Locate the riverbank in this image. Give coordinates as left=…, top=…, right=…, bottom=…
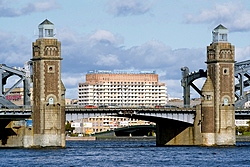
left=66, top=136, right=96, bottom=141
left=236, top=135, right=250, bottom=142
left=66, top=136, right=250, bottom=142
left=96, top=136, right=156, bottom=141
left=66, top=136, right=156, bottom=141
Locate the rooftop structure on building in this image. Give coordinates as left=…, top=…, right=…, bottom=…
left=78, top=70, right=167, bottom=107
left=38, top=19, right=55, bottom=38
left=87, top=70, right=156, bottom=74
left=212, top=24, right=228, bottom=43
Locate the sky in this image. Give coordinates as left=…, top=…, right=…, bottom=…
left=1, top=0, right=250, bottom=100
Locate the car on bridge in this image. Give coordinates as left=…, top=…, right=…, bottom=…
left=84, top=105, right=98, bottom=109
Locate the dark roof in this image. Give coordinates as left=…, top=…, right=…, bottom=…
left=214, top=24, right=227, bottom=30
left=39, top=19, right=54, bottom=25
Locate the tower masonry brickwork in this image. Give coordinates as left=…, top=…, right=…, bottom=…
left=201, top=24, right=235, bottom=146
left=31, top=19, right=65, bottom=147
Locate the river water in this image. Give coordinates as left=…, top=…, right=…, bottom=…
left=0, top=140, right=250, bottom=167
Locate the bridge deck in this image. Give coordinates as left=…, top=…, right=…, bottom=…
left=0, top=106, right=250, bottom=121
left=0, top=108, right=32, bottom=120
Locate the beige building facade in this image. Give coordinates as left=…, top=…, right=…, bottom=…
left=78, top=70, right=167, bottom=107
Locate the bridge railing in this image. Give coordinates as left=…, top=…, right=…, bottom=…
left=0, top=105, right=32, bottom=119
left=65, top=105, right=195, bottom=110
left=0, top=105, right=32, bottom=112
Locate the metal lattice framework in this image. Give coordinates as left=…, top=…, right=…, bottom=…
left=181, top=59, right=250, bottom=108
left=0, top=62, right=31, bottom=108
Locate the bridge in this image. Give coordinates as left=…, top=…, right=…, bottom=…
left=0, top=108, right=31, bottom=120
left=93, top=125, right=157, bottom=137
left=0, top=22, right=248, bottom=147
left=2, top=105, right=250, bottom=122
left=65, top=106, right=250, bottom=120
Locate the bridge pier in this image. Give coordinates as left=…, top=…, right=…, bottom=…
left=156, top=105, right=202, bottom=146
left=30, top=19, right=66, bottom=148
left=200, top=25, right=235, bottom=146
left=0, top=120, right=33, bottom=147
left=158, top=25, right=236, bottom=146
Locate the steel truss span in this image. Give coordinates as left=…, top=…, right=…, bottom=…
left=181, top=59, right=250, bottom=108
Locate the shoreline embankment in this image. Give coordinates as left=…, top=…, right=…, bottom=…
left=66, top=136, right=250, bottom=142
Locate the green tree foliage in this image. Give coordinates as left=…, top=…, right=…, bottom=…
left=65, top=121, right=75, bottom=132
left=236, top=126, right=246, bottom=134
left=247, top=121, right=250, bottom=132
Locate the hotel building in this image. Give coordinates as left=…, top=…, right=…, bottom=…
left=78, top=70, right=167, bottom=107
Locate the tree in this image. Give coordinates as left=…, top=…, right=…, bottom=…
left=65, top=121, right=75, bottom=132
left=236, top=126, right=246, bottom=135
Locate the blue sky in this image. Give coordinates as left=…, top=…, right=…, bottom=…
left=1, top=0, right=250, bottom=100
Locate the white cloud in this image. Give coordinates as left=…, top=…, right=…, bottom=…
left=184, top=2, right=250, bottom=32
left=0, top=0, right=60, bottom=17
left=0, top=31, right=30, bottom=65
left=57, top=32, right=207, bottom=99
left=107, top=0, right=155, bottom=16
left=163, top=79, right=183, bottom=99
left=94, top=54, right=120, bottom=66
left=88, top=29, right=124, bottom=46
left=62, top=73, right=86, bottom=88
left=128, top=40, right=175, bottom=69
left=64, top=87, right=78, bottom=100
left=235, top=46, right=250, bottom=62
left=128, top=40, right=206, bottom=75
left=25, top=0, right=59, bottom=12
left=57, top=28, right=81, bottom=46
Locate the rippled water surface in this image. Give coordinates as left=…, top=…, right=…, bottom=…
left=0, top=140, right=250, bottom=167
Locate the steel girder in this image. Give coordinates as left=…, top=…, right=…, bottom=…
left=234, top=60, right=250, bottom=106
left=181, top=67, right=207, bottom=108
left=0, top=63, right=31, bottom=108
left=181, top=59, right=250, bottom=108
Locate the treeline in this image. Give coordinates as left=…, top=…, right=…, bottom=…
left=236, top=121, right=250, bottom=135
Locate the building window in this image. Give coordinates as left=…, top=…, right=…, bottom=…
left=223, top=68, right=229, bottom=75
left=219, top=34, right=227, bottom=41
left=207, top=95, right=212, bottom=100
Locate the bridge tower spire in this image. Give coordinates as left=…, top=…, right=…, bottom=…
left=31, top=19, right=66, bottom=147
left=201, top=24, right=235, bottom=146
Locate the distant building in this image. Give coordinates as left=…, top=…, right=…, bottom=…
left=65, top=98, right=71, bottom=105
left=72, top=116, right=154, bottom=135
left=71, top=99, right=78, bottom=105
left=4, top=87, right=33, bottom=106
left=235, top=120, right=249, bottom=127
left=78, top=70, right=167, bottom=107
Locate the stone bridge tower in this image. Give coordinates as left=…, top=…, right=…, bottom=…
left=201, top=24, right=235, bottom=146
left=31, top=19, right=65, bottom=147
